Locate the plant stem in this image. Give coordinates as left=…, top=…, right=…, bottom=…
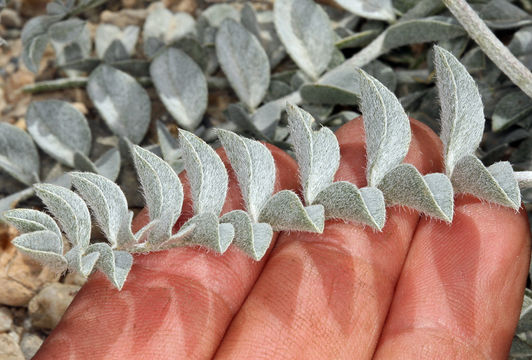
left=443, top=0, right=532, bottom=98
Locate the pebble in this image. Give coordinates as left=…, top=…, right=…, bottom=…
left=0, top=245, right=60, bottom=307
left=63, top=272, right=88, bottom=287
left=28, top=283, right=80, bottom=330
left=0, top=307, right=13, bottom=332
left=0, top=8, right=22, bottom=28
left=20, top=333, right=44, bottom=360
left=0, top=333, right=24, bottom=360
left=100, top=8, right=148, bottom=27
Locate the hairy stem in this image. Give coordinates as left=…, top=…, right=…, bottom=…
left=443, top=0, right=532, bottom=98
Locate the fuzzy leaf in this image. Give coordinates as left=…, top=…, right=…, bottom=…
left=0, top=123, right=40, bottom=186
left=156, top=122, right=184, bottom=173
left=274, top=0, right=334, bottom=79
left=492, top=90, right=532, bottom=132
left=34, top=183, right=91, bottom=249
left=433, top=45, right=485, bottom=175
left=95, top=24, right=139, bottom=59
left=217, top=129, right=275, bottom=221
left=86, top=243, right=133, bottom=290
left=220, top=210, right=273, bottom=260
left=259, top=190, right=324, bottom=232
left=179, top=130, right=228, bottom=215
left=359, top=70, right=411, bottom=187
left=150, top=48, right=207, bottom=130
left=181, top=213, right=234, bottom=253
left=378, top=164, right=454, bottom=222
left=286, top=104, right=340, bottom=204
left=87, top=65, right=151, bottom=144
left=26, top=100, right=92, bottom=167
left=12, top=230, right=68, bottom=272
left=65, top=246, right=99, bottom=277
left=0, top=189, right=36, bottom=219
left=3, top=209, right=62, bottom=239
left=132, top=146, right=183, bottom=245
left=215, top=19, right=270, bottom=109
left=94, top=148, right=121, bottom=181
left=21, top=15, right=61, bottom=72
left=451, top=155, right=521, bottom=209
left=313, top=182, right=386, bottom=230
left=71, top=172, right=134, bottom=249
left=334, top=0, right=395, bottom=22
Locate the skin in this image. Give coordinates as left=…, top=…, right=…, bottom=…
left=34, top=118, right=530, bottom=360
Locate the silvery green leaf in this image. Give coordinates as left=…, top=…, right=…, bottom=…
left=65, top=246, right=99, bottom=277
left=132, top=145, right=183, bottom=245
left=87, top=65, right=151, bottom=144
left=179, top=130, right=228, bottom=215
left=433, top=45, right=485, bottom=176
left=21, top=15, right=62, bottom=72
left=510, top=336, right=532, bottom=358
left=217, top=130, right=275, bottom=221
left=451, top=155, right=521, bottom=210
left=480, top=0, right=532, bottom=30
left=3, top=209, right=62, bottom=239
left=12, top=230, right=68, bottom=273
left=26, top=100, right=91, bottom=167
left=0, top=123, right=40, bottom=186
left=224, top=104, right=270, bottom=141
left=181, top=213, right=234, bottom=253
left=258, top=190, right=324, bottom=233
left=49, top=18, right=90, bottom=65
left=171, top=37, right=209, bottom=71
left=143, top=5, right=196, bottom=58
left=220, top=210, right=273, bottom=260
left=150, top=48, right=207, bottom=130
left=200, top=3, right=240, bottom=28
left=94, top=148, right=121, bottom=181
left=216, top=19, right=270, bottom=110
left=153, top=223, right=195, bottom=251
left=378, top=164, right=454, bottom=222
left=274, top=0, right=334, bottom=79
left=509, top=26, right=532, bottom=57
left=0, top=189, right=35, bottom=221
left=48, top=18, right=86, bottom=44
left=85, top=243, right=133, bottom=290
left=335, top=29, right=380, bottom=49
left=334, top=0, right=394, bottom=22
left=95, top=24, right=139, bottom=59
left=102, top=40, right=129, bottom=63
left=71, top=172, right=134, bottom=249
left=314, top=182, right=386, bottom=230
left=492, top=91, right=532, bottom=132
left=34, top=183, right=91, bottom=249
left=156, top=122, right=184, bottom=173
left=358, top=70, right=411, bottom=187
left=286, top=104, right=339, bottom=205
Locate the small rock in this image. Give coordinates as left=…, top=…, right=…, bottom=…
left=5, top=69, right=34, bottom=103
left=63, top=272, right=87, bottom=287
left=0, top=333, right=24, bottom=360
left=20, top=333, right=43, bottom=360
left=28, top=283, right=80, bottom=330
left=100, top=8, right=148, bottom=27
left=0, top=246, right=60, bottom=307
left=0, top=8, right=22, bottom=28
left=71, top=102, right=88, bottom=115
left=0, top=307, right=12, bottom=332
left=121, top=0, right=139, bottom=8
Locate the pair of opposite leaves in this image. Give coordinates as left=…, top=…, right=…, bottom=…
left=4, top=46, right=522, bottom=290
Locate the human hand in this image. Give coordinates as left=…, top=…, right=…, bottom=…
left=33, top=118, right=530, bottom=359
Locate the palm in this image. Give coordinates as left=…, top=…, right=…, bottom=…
left=34, top=119, right=530, bottom=360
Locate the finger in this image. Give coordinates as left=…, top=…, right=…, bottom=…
left=373, top=196, right=530, bottom=359
left=214, top=118, right=444, bottom=359
left=34, top=144, right=299, bottom=360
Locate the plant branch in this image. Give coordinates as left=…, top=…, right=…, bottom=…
left=443, top=0, right=532, bottom=98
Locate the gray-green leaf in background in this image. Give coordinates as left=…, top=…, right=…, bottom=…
left=3, top=208, right=62, bottom=239
left=21, top=14, right=62, bottom=73
left=0, top=123, right=40, bottom=186
left=334, top=0, right=395, bottom=22
left=48, top=18, right=91, bottom=65
left=34, top=183, right=91, bottom=249
left=358, top=70, right=411, bottom=187
left=26, top=100, right=92, bottom=167
left=87, top=65, right=151, bottom=144
left=95, top=24, right=139, bottom=59
left=94, top=148, right=121, bottom=181
left=215, top=19, right=270, bottom=110
left=217, top=129, right=275, bottom=221
left=179, top=130, right=228, bottom=215
left=150, top=48, right=207, bottom=130
left=11, top=230, right=68, bottom=272
left=492, top=90, right=532, bottom=132
left=71, top=172, right=134, bottom=249
left=156, top=122, right=184, bottom=173
left=274, top=0, right=334, bottom=79
left=286, top=104, right=339, bottom=204
left=433, top=45, right=485, bottom=176
left=479, top=0, right=532, bottom=30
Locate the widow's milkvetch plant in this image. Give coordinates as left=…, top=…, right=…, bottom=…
left=3, top=47, right=532, bottom=291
